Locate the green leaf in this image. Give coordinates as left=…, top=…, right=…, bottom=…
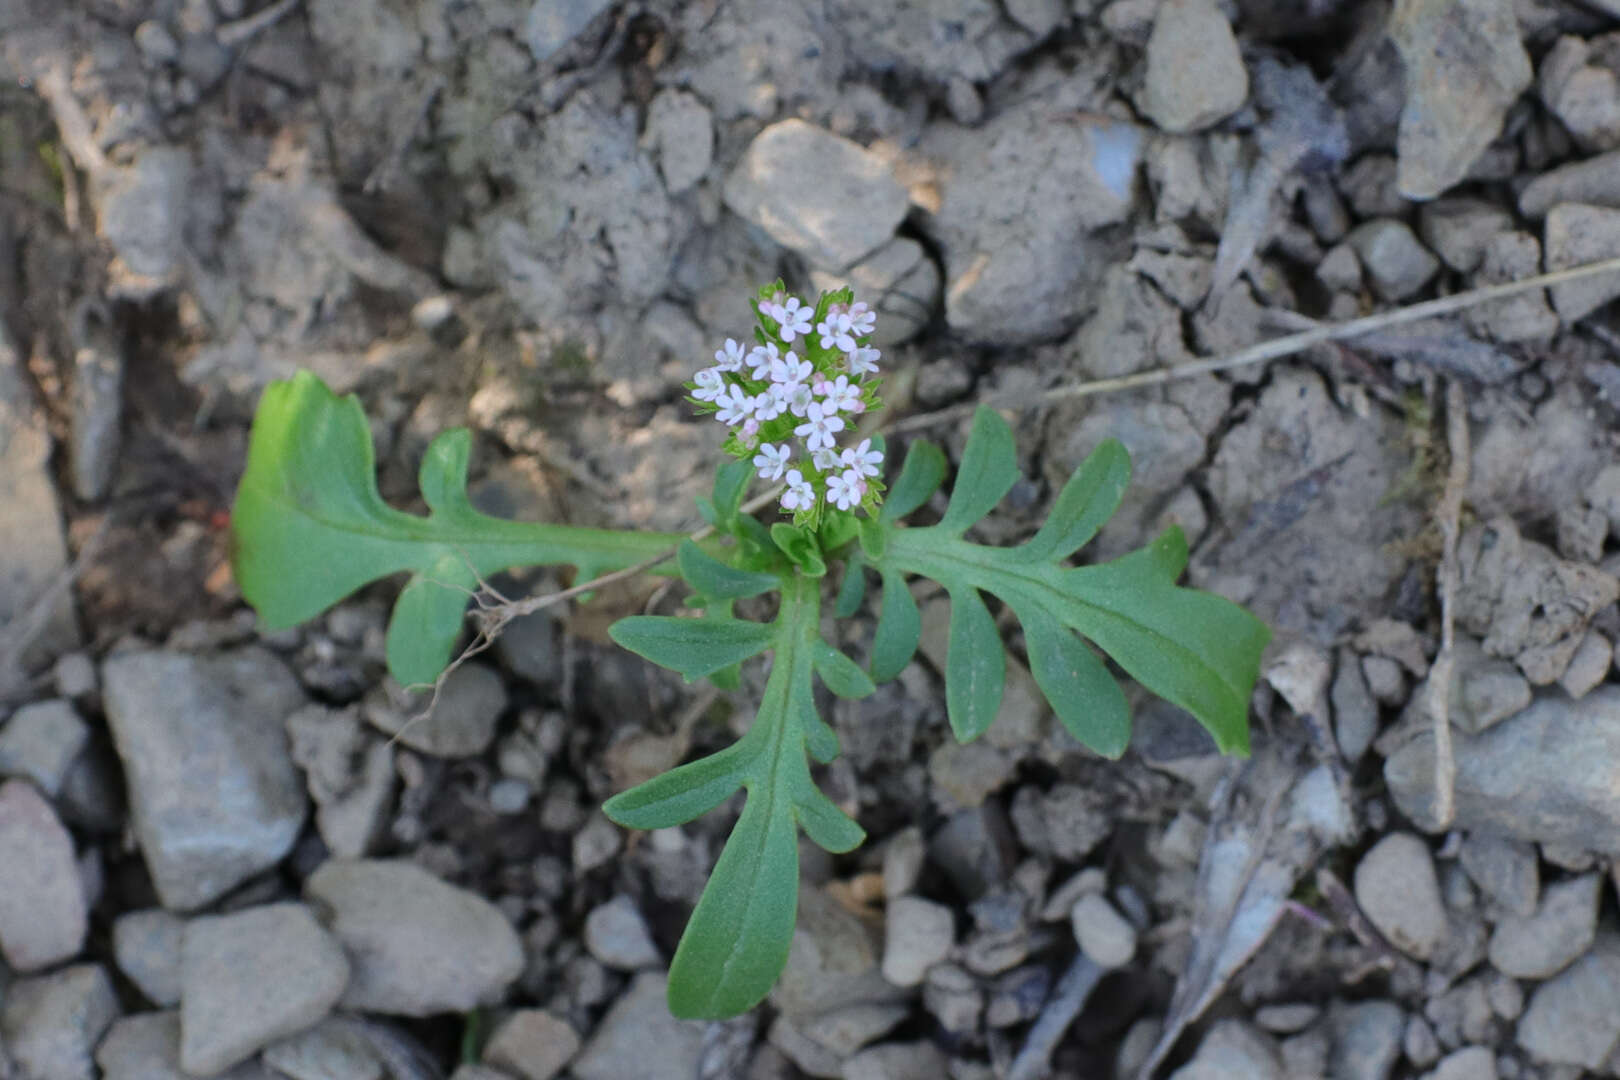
left=771, top=523, right=826, bottom=577
left=387, top=556, right=477, bottom=687
left=834, top=552, right=867, bottom=618
left=813, top=641, right=876, bottom=699
left=667, top=784, right=800, bottom=1019
left=677, top=540, right=781, bottom=600
left=603, top=742, right=753, bottom=830
left=608, top=615, right=776, bottom=681
left=1014, top=602, right=1130, bottom=758
left=857, top=516, right=888, bottom=560
left=793, top=785, right=865, bottom=853
left=1015, top=438, right=1131, bottom=564
left=939, top=407, right=1019, bottom=535
left=881, top=440, right=947, bottom=523
left=870, top=569, right=920, bottom=682
left=712, top=460, right=753, bottom=527
left=945, top=586, right=1005, bottom=742
left=231, top=372, right=683, bottom=684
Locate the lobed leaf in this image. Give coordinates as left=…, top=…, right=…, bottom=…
left=1014, top=437, right=1131, bottom=564
left=812, top=641, right=876, bottom=699
left=1013, top=602, right=1130, bottom=758
left=869, top=569, right=920, bottom=682
left=939, top=407, right=1020, bottom=535
left=608, top=615, right=776, bottom=681
left=881, top=441, right=948, bottom=523
left=603, top=742, right=753, bottom=830
left=230, top=372, right=683, bottom=686
left=677, top=540, right=781, bottom=601
left=945, top=586, right=1005, bottom=742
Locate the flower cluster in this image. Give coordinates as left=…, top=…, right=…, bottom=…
left=687, top=286, right=885, bottom=520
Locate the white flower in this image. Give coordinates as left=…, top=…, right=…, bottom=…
left=816, top=312, right=857, bottom=354
left=747, top=343, right=780, bottom=380
left=821, top=375, right=862, bottom=414
left=840, top=438, right=883, bottom=478
left=753, top=391, right=785, bottom=421
left=714, top=338, right=747, bottom=372
left=777, top=380, right=815, bottom=417
left=714, top=384, right=756, bottom=425
left=781, top=469, right=816, bottom=512
left=778, top=298, right=813, bottom=343
left=795, top=401, right=845, bottom=452
left=847, top=302, right=876, bottom=338
left=811, top=447, right=841, bottom=473
left=848, top=346, right=881, bottom=377
left=753, top=443, right=792, bottom=482
left=770, top=354, right=812, bottom=385
left=691, top=367, right=726, bottom=402
left=826, top=469, right=863, bottom=511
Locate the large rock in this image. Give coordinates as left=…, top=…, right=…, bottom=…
left=1389, top=0, right=1531, bottom=198
left=1516, top=934, right=1620, bottom=1068
left=0, top=327, right=79, bottom=672
left=723, top=120, right=908, bottom=271
left=305, top=859, right=524, bottom=1016
left=0, top=965, right=121, bottom=1080
left=1138, top=0, right=1248, bottom=133
left=0, top=779, right=87, bottom=970
left=101, top=647, right=309, bottom=910
left=923, top=110, right=1142, bottom=345
left=1487, top=872, right=1601, bottom=979
left=180, top=903, right=350, bottom=1074
left=571, top=973, right=706, bottom=1080
left=1386, top=687, right=1620, bottom=850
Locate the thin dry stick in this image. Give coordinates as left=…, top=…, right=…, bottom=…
left=1425, top=378, right=1471, bottom=829
left=887, top=254, right=1620, bottom=433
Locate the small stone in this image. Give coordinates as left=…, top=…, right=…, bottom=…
left=723, top=120, right=907, bottom=270
left=114, top=909, right=186, bottom=1008
left=1333, top=647, right=1380, bottom=763
left=179, top=903, right=350, bottom=1075
left=285, top=704, right=396, bottom=859
left=1009, top=784, right=1111, bottom=863
left=1316, top=244, right=1362, bottom=292
left=929, top=741, right=1016, bottom=809
left=571, top=973, right=706, bottom=1080
left=366, top=663, right=506, bottom=758
left=95, top=1012, right=190, bottom=1080
left=572, top=811, right=622, bottom=873
left=583, top=895, right=661, bottom=971
left=1405, top=1014, right=1441, bottom=1068
left=986, top=966, right=1048, bottom=1028
left=488, top=778, right=531, bottom=815
left=842, top=1042, right=949, bottom=1080
left=482, top=1010, right=580, bottom=1080
left=1429, top=1046, right=1497, bottom=1080
left=1465, top=232, right=1560, bottom=344
left=1138, top=0, right=1249, bottom=133
left=1520, top=150, right=1620, bottom=218
left=922, top=964, right=983, bottom=1036
left=1255, top=1003, right=1321, bottom=1035
left=1363, top=655, right=1407, bottom=705
left=1331, top=1000, right=1405, bottom=1080
left=524, top=0, right=613, bottom=62
left=882, top=826, right=925, bottom=900
left=1558, top=633, right=1612, bottom=700
left=929, top=806, right=1017, bottom=901
left=1539, top=35, right=1620, bottom=152
left=134, top=20, right=180, bottom=63
left=1544, top=203, right=1620, bottom=324
left=1486, top=972, right=1524, bottom=1021
left=1354, top=832, right=1448, bottom=960
left=1389, top=0, right=1532, bottom=199
left=305, top=859, right=524, bottom=1016
left=410, top=295, right=456, bottom=332
left=1488, top=873, right=1601, bottom=979
left=102, top=648, right=309, bottom=910
left=1516, top=934, right=1620, bottom=1068
left=53, top=653, right=97, bottom=699
left=882, top=896, right=955, bottom=987
left=1070, top=893, right=1137, bottom=968
left=1170, top=1020, right=1285, bottom=1080
left=1458, top=833, right=1538, bottom=917
left=802, top=1002, right=909, bottom=1057
left=1, top=964, right=121, bottom=1080
left=0, top=700, right=89, bottom=796
left=0, top=779, right=88, bottom=971
left=1419, top=198, right=1515, bottom=273
left=1348, top=219, right=1440, bottom=301
left=262, top=1019, right=384, bottom=1080
left=1557, top=505, right=1609, bottom=563
left=645, top=89, right=714, bottom=196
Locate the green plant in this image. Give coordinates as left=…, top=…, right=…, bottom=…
left=231, top=283, right=1270, bottom=1019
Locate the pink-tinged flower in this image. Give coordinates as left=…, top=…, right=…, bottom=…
left=777, top=298, right=813, bottom=343
left=753, top=443, right=792, bottom=481
left=826, top=469, right=863, bottom=511
left=795, top=402, right=845, bottom=452
left=753, top=391, right=785, bottom=421
left=840, top=438, right=883, bottom=478
left=714, top=384, right=757, bottom=425
left=741, top=418, right=761, bottom=440
left=821, top=375, right=862, bottom=414
left=781, top=469, right=816, bottom=512
left=714, top=338, right=747, bottom=372
left=691, top=367, right=726, bottom=402
left=747, top=343, right=780, bottom=380
left=846, top=302, right=876, bottom=338
left=848, top=346, right=881, bottom=376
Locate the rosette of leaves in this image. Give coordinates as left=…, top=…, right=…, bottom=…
left=230, top=374, right=1269, bottom=1021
